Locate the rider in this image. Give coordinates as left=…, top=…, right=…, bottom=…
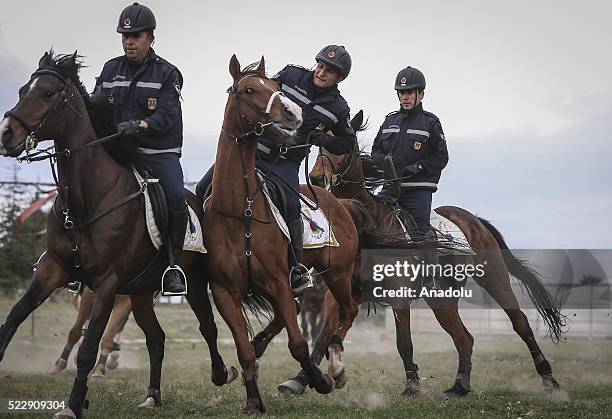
left=93, top=2, right=187, bottom=295
left=196, top=45, right=357, bottom=295
left=371, top=66, right=449, bottom=238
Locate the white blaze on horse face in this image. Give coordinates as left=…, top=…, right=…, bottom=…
left=279, top=95, right=302, bottom=128
left=28, top=77, right=40, bottom=93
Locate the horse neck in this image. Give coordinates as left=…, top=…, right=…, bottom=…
left=211, top=104, right=259, bottom=213
left=54, top=98, right=127, bottom=217
left=331, top=154, right=366, bottom=199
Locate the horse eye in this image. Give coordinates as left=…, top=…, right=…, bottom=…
left=246, top=88, right=253, bottom=94
left=44, top=90, right=55, bottom=98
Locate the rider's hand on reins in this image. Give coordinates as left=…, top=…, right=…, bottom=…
left=117, top=120, right=146, bottom=136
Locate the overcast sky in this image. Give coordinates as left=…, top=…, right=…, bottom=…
left=1, top=0, right=611, bottom=248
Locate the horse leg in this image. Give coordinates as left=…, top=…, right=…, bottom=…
left=270, top=281, right=335, bottom=395
left=475, top=272, right=560, bottom=391
left=184, top=275, right=237, bottom=387
left=277, top=290, right=337, bottom=395
left=92, top=295, right=131, bottom=378
left=0, top=253, right=69, bottom=363
left=394, top=308, right=421, bottom=396
left=307, top=311, right=318, bottom=342
left=426, top=297, right=474, bottom=397
left=52, top=288, right=94, bottom=374
left=58, top=282, right=116, bottom=419
left=250, top=299, right=299, bottom=359
left=320, top=267, right=358, bottom=388
left=106, top=332, right=121, bottom=370
left=128, top=293, right=166, bottom=409
left=210, top=284, right=266, bottom=414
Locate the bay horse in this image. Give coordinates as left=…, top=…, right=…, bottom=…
left=202, top=55, right=365, bottom=413
left=0, top=51, right=236, bottom=418
left=279, top=110, right=566, bottom=397
left=51, top=288, right=131, bottom=378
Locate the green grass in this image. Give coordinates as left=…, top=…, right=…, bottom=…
left=1, top=296, right=611, bottom=418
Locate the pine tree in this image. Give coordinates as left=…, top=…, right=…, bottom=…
left=0, top=164, right=48, bottom=294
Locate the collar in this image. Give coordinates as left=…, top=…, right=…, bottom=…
left=399, top=102, right=423, bottom=117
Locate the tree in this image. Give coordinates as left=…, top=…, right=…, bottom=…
left=0, top=164, right=48, bottom=294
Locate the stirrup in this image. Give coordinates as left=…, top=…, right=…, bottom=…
left=289, top=265, right=314, bottom=295
left=161, top=265, right=188, bottom=296
left=66, top=281, right=82, bottom=294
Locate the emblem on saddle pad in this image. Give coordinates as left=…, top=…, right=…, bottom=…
left=414, top=141, right=422, bottom=150
left=123, top=18, right=131, bottom=28
left=147, top=97, right=157, bottom=110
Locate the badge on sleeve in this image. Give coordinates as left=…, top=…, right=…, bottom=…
left=414, top=141, right=422, bottom=150
left=147, top=97, right=157, bottom=110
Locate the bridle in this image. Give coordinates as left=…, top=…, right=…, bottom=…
left=221, top=72, right=285, bottom=142
left=4, top=69, right=85, bottom=154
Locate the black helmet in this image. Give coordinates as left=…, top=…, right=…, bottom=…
left=315, top=45, right=352, bottom=78
left=395, top=67, right=426, bottom=91
left=117, top=2, right=156, bottom=34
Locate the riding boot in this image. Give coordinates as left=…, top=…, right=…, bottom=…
left=288, top=218, right=312, bottom=296
left=161, top=208, right=188, bottom=296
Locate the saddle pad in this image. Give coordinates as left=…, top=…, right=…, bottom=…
left=396, top=209, right=473, bottom=255
left=263, top=191, right=340, bottom=249
left=133, top=170, right=207, bottom=253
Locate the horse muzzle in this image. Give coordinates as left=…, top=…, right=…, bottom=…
left=0, top=117, right=26, bottom=157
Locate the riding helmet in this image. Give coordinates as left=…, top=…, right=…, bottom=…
left=315, top=45, right=352, bottom=79
left=395, top=66, right=426, bottom=91
left=117, top=2, right=156, bottom=33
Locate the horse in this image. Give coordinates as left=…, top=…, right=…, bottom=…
left=202, top=55, right=369, bottom=413
left=51, top=287, right=131, bottom=378
left=0, top=51, right=236, bottom=418
left=279, top=110, right=566, bottom=397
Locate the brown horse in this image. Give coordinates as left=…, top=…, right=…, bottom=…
left=278, top=110, right=565, bottom=397
left=202, top=55, right=365, bottom=413
left=51, top=287, right=131, bottom=378
left=0, top=51, right=235, bottom=418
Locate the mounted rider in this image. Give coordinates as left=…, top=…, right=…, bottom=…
left=371, top=66, right=448, bottom=238
left=93, top=2, right=187, bottom=295
left=196, top=45, right=357, bottom=295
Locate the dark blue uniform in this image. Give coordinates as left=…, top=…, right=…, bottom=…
left=94, top=48, right=186, bottom=213
left=197, top=65, right=356, bottom=222
left=372, top=103, right=448, bottom=232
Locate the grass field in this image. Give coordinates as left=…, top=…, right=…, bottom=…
left=0, top=296, right=611, bottom=418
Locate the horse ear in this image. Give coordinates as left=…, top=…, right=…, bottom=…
left=38, top=51, right=50, bottom=68
left=70, top=51, right=78, bottom=65
left=229, top=54, right=241, bottom=81
left=255, top=56, right=265, bottom=77
left=351, top=110, right=364, bottom=131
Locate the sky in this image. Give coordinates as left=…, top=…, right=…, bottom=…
left=0, top=0, right=611, bottom=248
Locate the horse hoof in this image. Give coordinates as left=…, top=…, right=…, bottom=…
left=227, top=366, right=239, bottom=384
left=443, top=381, right=470, bottom=398
left=137, top=396, right=157, bottom=409
left=543, top=375, right=561, bottom=391
left=277, top=379, right=305, bottom=396
left=54, top=407, right=76, bottom=418
left=240, top=398, right=264, bottom=414
left=91, top=367, right=106, bottom=378
left=334, top=368, right=348, bottom=389
left=106, top=355, right=120, bottom=370
left=50, top=359, right=67, bottom=374
left=313, top=373, right=335, bottom=395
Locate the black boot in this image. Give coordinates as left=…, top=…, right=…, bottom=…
left=288, top=218, right=312, bottom=296
left=162, top=208, right=188, bottom=296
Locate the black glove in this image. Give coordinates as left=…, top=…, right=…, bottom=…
left=117, top=120, right=143, bottom=136
left=308, top=131, right=332, bottom=147
left=401, top=163, right=424, bottom=178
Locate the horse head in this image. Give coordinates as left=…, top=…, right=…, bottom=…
left=0, top=51, right=83, bottom=157
left=225, top=54, right=302, bottom=141
left=309, top=110, right=365, bottom=190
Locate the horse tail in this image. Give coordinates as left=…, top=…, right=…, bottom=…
left=478, top=217, right=566, bottom=342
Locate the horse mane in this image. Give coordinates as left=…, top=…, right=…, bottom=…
left=37, top=49, right=139, bottom=167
